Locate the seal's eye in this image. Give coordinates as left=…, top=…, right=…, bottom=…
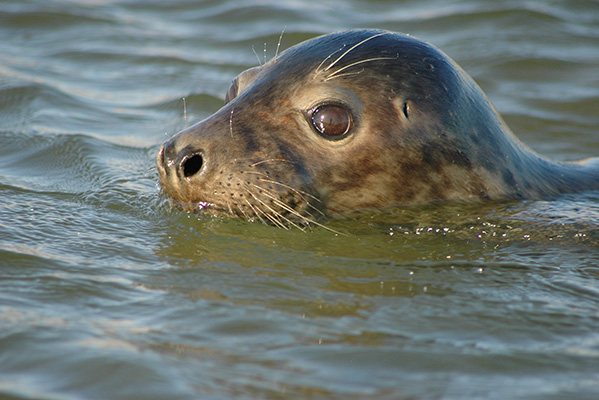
left=225, top=78, right=238, bottom=104
left=311, top=105, right=352, bottom=139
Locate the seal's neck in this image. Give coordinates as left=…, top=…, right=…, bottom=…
left=505, top=141, right=599, bottom=199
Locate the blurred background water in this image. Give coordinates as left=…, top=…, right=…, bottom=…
left=1, top=0, right=599, bottom=399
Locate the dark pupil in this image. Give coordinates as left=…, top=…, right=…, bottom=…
left=312, top=105, right=351, bottom=137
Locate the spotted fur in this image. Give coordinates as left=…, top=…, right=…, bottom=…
left=156, top=29, right=599, bottom=227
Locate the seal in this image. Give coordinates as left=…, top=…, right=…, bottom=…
left=156, top=29, right=599, bottom=228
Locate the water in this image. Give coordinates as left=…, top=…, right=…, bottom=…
left=1, top=0, right=599, bottom=399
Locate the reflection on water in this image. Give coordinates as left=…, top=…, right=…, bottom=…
left=1, top=0, right=599, bottom=399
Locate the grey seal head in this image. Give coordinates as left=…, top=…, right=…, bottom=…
left=156, top=29, right=599, bottom=228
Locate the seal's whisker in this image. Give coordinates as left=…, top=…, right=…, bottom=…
left=275, top=27, right=286, bottom=60
left=229, top=108, right=234, bottom=138
left=182, top=97, right=188, bottom=127
left=263, top=42, right=267, bottom=65
left=243, top=187, right=281, bottom=227
left=258, top=208, right=285, bottom=228
left=256, top=177, right=323, bottom=205
left=249, top=159, right=296, bottom=167
left=252, top=45, right=262, bottom=66
left=323, top=69, right=365, bottom=81
left=323, top=32, right=389, bottom=73
left=247, top=185, right=307, bottom=231
left=325, top=56, right=398, bottom=80
left=259, top=199, right=304, bottom=230
left=259, top=202, right=295, bottom=230
left=314, top=47, right=344, bottom=78
left=252, top=184, right=306, bottom=219
left=245, top=170, right=326, bottom=216
left=249, top=171, right=317, bottom=197
left=270, top=198, right=319, bottom=229
left=252, top=183, right=341, bottom=233
left=234, top=201, right=251, bottom=220
left=251, top=200, right=286, bottom=228
left=242, top=185, right=295, bottom=230
left=299, top=200, right=327, bottom=218
left=242, top=197, right=268, bottom=225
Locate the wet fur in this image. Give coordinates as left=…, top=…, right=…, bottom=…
left=156, top=29, right=599, bottom=227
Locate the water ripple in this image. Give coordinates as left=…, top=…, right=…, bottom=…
left=1, top=1, right=599, bottom=399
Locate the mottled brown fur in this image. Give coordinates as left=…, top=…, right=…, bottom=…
left=156, top=29, right=599, bottom=227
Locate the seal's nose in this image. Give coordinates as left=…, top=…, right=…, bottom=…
left=158, top=140, right=205, bottom=180
left=161, top=141, right=176, bottom=168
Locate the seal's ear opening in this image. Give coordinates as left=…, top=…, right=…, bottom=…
left=394, top=98, right=413, bottom=122
left=403, top=101, right=410, bottom=119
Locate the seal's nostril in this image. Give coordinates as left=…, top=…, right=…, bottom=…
left=182, top=154, right=204, bottom=178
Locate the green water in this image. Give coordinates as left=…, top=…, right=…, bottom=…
left=1, top=0, right=599, bottom=399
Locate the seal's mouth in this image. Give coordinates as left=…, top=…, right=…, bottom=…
left=165, top=199, right=220, bottom=214
left=155, top=139, right=331, bottom=230
left=156, top=145, right=254, bottom=218
left=197, top=201, right=213, bottom=210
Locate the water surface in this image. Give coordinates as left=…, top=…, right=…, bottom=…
left=1, top=0, right=599, bottom=399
